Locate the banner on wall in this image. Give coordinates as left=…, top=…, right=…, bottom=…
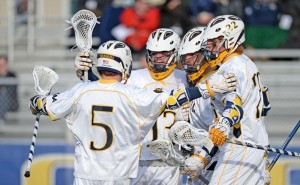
left=0, top=141, right=300, bottom=185
left=0, top=141, right=74, bottom=185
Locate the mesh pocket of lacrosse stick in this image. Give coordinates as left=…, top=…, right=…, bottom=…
left=66, top=9, right=99, bottom=52
left=33, top=66, right=59, bottom=96
left=148, top=139, right=185, bottom=166
left=169, top=121, right=209, bottom=147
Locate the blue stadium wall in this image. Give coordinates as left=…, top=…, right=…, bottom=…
left=1, top=140, right=300, bottom=185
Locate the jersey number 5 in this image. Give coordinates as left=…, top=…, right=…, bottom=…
left=90, top=105, right=114, bottom=151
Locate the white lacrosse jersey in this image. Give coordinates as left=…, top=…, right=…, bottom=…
left=212, top=54, right=269, bottom=146
left=189, top=72, right=216, bottom=131
left=45, top=79, right=169, bottom=181
left=127, top=68, right=188, bottom=160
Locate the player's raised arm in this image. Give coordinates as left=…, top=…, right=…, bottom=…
left=29, top=83, right=85, bottom=121
left=166, top=72, right=237, bottom=110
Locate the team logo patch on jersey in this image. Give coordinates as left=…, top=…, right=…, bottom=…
left=154, top=88, right=163, bottom=93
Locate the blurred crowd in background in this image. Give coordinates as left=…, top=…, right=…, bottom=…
left=0, top=55, right=18, bottom=125
left=1, top=0, right=299, bottom=125
left=70, top=0, right=299, bottom=54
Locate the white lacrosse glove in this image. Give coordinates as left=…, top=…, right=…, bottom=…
left=176, top=103, right=190, bottom=122
left=29, top=95, right=48, bottom=115
left=74, top=51, right=94, bottom=79
left=181, top=149, right=209, bottom=179
left=198, top=72, right=237, bottom=99
left=209, top=117, right=231, bottom=146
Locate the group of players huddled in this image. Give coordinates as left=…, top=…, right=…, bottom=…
left=30, top=15, right=271, bottom=185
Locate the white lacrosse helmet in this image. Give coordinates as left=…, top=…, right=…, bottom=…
left=97, top=40, right=132, bottom=83
left=178, top=27, right=210, bottom=82
left=201, top=15, right=245, bottom=67
left=146, top=28, right=180, bottom=80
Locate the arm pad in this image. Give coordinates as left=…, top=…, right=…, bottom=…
left=166, top=87, right=201, bottom=110
left=261, top=86, right=271, bottom=116
left=222, top=93, right=243, bottom=126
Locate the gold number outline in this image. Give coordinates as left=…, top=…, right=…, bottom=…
left=151, top=110, right=176, bottom=141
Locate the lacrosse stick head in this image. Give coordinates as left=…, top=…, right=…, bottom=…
left=33, top=66, right=59, bottom=96
left=70, top=9, right=98, bottom=52
left=169, top=121, right=209, bottom=147
left=148, top=139, right=185, bottom=166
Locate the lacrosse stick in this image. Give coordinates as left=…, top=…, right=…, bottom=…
left=148, top=139, right=210, bottom=185
left=226, top=139, right=300, bottom=157
left=169, top=121, right=210, bottom=147
left=169, top=121, right=300, bottom=157
left=148, top=139, right=185, bottom=166
left=168, top=121, right=215, bottom=172
left=66, top=9, right=99, bottom=82
left=268, top=120, right=300, bottom=170
left=24, top=66, right=59, bottom=178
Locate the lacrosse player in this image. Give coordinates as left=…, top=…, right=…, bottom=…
left=177, top=26, right=219, bottom=185
left=198, top=15, right=271, bottom=185
left=75, top=28, right=200, bottom=185
left=30, top=40, right=237, bottom=185
left=128, top=28, right=188, bottom=185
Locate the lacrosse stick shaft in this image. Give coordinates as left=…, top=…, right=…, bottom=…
left=24, top=66, right=59, bottom=178
left=24, top=113, right=40, bottom=177
left=198, top=175, right=209, bottom=185
left=226, top=139, right=300, bottom=157
left=268, top=120, right=300, bottom=171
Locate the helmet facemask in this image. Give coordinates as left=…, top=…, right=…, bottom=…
left=179, top=49, right=210, bottom=82
left=146, top=49, right=176, bottom=73
left=201, top=37, right=231, bottom=68
left=202, top=37, right=226, bottom=60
